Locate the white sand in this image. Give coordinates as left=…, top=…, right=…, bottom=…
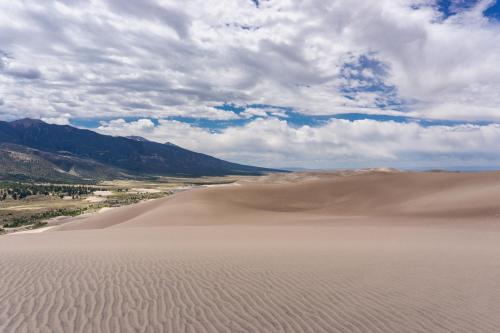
left=130, top=188, right=162, bottom=193
left=93, top=190, right=113, bottom=196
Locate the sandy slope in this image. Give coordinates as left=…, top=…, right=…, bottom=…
left=2, top=171, right=500, bottom=332
left=58, top=170, right=500, bottom=230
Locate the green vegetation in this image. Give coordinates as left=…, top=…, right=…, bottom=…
left=1, top=191, right=171, bottom=231
left=103, top=192, right=169, bottom=207
left=2, top=208, right=87, bottom=229
left=0, top=183, right=109, bottom=201
left=0, top=175, right=237, bottom=235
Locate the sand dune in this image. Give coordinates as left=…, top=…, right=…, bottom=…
left=58, top=170, right=500, bottom=230
left=2, top=171, right=500, bottom=332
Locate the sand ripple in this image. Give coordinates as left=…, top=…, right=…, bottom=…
left=1, top=227, right=500, bottom=332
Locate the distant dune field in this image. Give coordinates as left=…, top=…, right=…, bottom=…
left=2, top=171, right=500, bottom=332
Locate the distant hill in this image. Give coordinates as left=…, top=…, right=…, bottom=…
left=0, top=143, right=125, bottom=182
left=0, top=118, right=281, bottom=181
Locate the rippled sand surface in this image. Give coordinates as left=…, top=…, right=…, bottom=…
left=2, top=171, right=500, bottom=332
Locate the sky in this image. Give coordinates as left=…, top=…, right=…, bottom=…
left=1, top=0, right=500, bottom=169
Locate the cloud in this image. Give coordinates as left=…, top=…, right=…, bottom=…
left=5, top=66, right=41, bottom=80
left=0, top=0, right=499, bottom=121
left=240, top=107, right=289, bottom=118
left=41, top=113, right=71, bottom=125
left=97, top=117, right=500, bottom=169
left=106, top=0, right=191, bottom=39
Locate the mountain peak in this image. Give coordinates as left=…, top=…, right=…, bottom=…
left=9, top=118, right=46, bottom=128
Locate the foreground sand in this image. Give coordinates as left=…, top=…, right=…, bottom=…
left=2, top=171, right=500, bottom=332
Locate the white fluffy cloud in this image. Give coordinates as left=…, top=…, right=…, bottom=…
left=41, top=113, right=72, bottom=125
left=1, top=0, right=500, bottom=121
left=97, top=117, right=500, bottom=169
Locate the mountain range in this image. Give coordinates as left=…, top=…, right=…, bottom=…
left=0, top=118, right=280, bottom=182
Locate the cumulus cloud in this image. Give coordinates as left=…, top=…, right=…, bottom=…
left=97, top=117, right=500, bottom=169
left=5, top=66, right=41, bottom=80
left=240, top=107, right=289, bottom=118
left=1, top=0, right=500, bottom=121
left=41, top=113, right=72, bottom=125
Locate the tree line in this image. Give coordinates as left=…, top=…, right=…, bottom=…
left=2, top=208, right=87, bottom=229
left=0, top=184, right=108, bottom=201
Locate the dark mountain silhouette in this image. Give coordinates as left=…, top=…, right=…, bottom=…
left=0, top=118, right=281, bottom=181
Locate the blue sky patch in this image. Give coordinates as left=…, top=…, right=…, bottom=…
left=339, top=54, right=404, bottom=111
left=435, top=0, right=481, bottom=18
left=432, top=0, right=500, bottom=20
left=484, top=1, right=500, bottom=20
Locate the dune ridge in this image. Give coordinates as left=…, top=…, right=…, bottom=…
left=58, top=171, right=500, bottom=231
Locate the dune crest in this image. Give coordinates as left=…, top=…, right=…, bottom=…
left=58, top=171, right=500, bottom=231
